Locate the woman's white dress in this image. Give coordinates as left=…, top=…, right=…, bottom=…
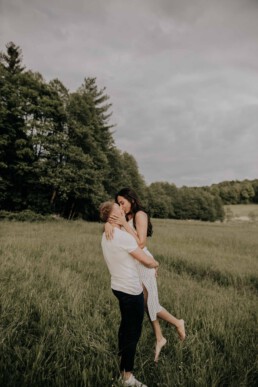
left=127, top=219, right=162, bottom=321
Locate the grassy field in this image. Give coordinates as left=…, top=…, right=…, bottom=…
left=0, top=216, right=257, bottom=387
left=225, top=204, right=258, bottom=220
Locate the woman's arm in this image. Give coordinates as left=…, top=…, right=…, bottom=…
left=108, top=212, right=141, bottom=244
left=121, top=220, right=141, bottom=245
left=108, top=210, right=148, bottom=248
left=130, top=247, right=159, bottom=268
left=134, top=211, right=148, bottom=249
left=104, top=222, right=114, bottom=240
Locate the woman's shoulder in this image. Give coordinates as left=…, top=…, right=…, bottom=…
left=135, top=210, right=147, bottom=221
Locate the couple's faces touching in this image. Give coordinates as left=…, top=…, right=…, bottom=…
left=117, top=195, right=131, bottom=215
left=112, top=203, right=125, bottom=217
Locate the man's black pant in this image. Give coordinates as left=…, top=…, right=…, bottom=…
left=112, top=289, right=144, bottom=372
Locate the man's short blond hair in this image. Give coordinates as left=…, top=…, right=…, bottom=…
left=99, top=200, right=114, bottom=222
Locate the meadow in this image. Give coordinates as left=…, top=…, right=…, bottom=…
left=224, top=204, right=258, bottom=221
left=0, top=213, right=257, bottom=386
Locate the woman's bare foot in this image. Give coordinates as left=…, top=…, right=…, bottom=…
left=176, top=319, right=186, bottom=341
left=154, top=337, right=167, bottom=363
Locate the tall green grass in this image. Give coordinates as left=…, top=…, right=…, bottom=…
left=0, top=219, right=257, bottom=386
left=149, top=219, right=258, bottom=291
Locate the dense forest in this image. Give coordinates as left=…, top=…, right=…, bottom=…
left=0, top=42, right=257, bottom=221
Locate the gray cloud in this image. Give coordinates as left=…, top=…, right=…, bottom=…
left=1, top=0, right=258, bottom=186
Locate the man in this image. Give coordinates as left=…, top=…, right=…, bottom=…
left=99, top=201, right=159, bottom=387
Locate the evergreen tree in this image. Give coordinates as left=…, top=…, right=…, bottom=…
left=103, top=147, right=127, bottom=197
left=0, top=41, right=25, bottom=74
left=120, top=152, right=146, bottom=196
left=26, top=75, right=70, bottom=214
left=0, top=42, right=34, bottom=210
left=62, top=78, right=114, bottom=219
left=0, top=41, right=242, bottom=222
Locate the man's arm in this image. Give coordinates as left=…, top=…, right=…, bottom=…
left=130, top=247, right=159, bottom=268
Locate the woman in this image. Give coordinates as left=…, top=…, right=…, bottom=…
left=105, top=187, right=185, bottom=363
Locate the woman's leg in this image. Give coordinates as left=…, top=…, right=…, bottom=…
left=143, top=286, right=167, bottom=362
left=157, top=308, right=186, bottom=341
left=152, top=320, right=167, bottom=363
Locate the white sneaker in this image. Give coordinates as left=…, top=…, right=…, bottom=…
left=122, top=374, right=148, bottom=387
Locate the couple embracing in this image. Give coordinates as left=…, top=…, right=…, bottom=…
left=99, top=188, right=186, bottom=387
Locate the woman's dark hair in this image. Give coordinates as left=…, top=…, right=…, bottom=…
left=115, top=187, right=153, bottom=237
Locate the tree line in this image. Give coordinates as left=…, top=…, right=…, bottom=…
left=0, top=42, right=257, bottom=222
left=146, top=179, right=258, bottom=221
left=0, top=42, right=147, bottom=220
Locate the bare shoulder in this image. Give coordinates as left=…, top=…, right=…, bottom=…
left=135, top=211, right=147, bottom=222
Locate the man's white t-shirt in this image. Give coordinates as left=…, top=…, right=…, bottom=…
left=101, top=227, right=143, bottom=295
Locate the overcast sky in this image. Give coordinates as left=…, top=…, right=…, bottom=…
left=1, top=0, right=258, bottom=187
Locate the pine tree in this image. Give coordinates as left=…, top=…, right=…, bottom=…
left=0, top=43, right=149, bottom=219
left=0, top=42, right=34, bottom=210
left=59, top=78, right=114, bottom=219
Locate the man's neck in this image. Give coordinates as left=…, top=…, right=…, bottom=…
left=113, top=224, right=121, bottom=229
